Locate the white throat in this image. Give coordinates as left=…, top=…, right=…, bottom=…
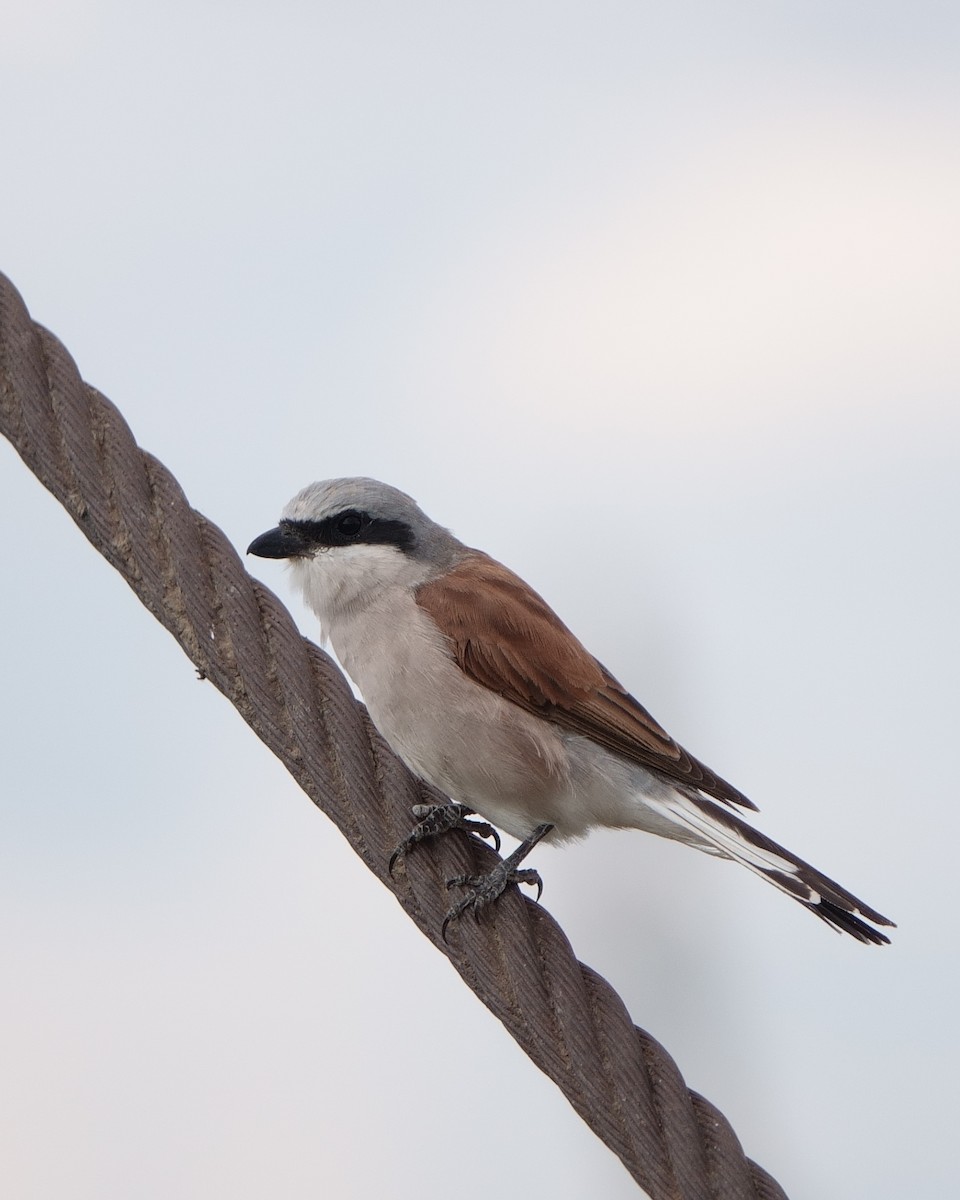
left=288, top=542, right=432, bottom=632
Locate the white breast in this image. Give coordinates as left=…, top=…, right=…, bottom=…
left=334, top=585, right=579, bottom=835
left=287, top=544, right=571, bottom=838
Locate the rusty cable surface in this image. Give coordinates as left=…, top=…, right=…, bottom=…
left=0, top=271, right=788, bottom=1200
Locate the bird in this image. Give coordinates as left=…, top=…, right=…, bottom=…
left=247, top=477, right=894, bottom=944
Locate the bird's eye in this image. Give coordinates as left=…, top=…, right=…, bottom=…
left=336, top=511, right=364, bottom=537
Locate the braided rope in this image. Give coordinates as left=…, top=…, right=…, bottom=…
left=0, top=271, right=788, bottom=1200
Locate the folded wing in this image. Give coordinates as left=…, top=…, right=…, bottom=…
left=416, top=550, right=757, bottom=811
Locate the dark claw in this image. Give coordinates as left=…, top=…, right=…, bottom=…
left=388, top=803, right=501, bottom=875
left=470, top=821, right=501, bottom=854
left=513, top=868, right=544, bottom=902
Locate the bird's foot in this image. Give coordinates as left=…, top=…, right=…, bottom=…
left=388, top=802, right=500, bottom=875
left=442, top=863, right=543, bottom=941
left=441, top=822, right=553, bottom=941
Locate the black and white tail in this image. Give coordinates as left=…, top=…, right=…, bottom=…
left=654, top=790, right=895, bottom=944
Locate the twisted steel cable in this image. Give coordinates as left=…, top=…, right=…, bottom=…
left=0, top=271, right=788, bottom=1200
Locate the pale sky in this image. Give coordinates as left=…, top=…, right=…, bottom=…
left=2, top=4, right=958, bottom=1198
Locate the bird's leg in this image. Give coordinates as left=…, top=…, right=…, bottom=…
left=442, top=822, right=554, bottom=941
left=389, top=802, right=501, bottom=875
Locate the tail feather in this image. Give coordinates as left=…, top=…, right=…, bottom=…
left=653, top=791, right=895, bottom=945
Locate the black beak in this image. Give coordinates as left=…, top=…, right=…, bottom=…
left=247, top=525, right=311, bottom=559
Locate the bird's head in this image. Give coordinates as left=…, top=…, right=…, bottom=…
left=247, top=477, right=461, bottom=621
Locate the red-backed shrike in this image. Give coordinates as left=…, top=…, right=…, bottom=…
left=249, top=478, right=893, bottom=944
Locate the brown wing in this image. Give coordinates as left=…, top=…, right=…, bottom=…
left=416, top=551, right=757, bottom=811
